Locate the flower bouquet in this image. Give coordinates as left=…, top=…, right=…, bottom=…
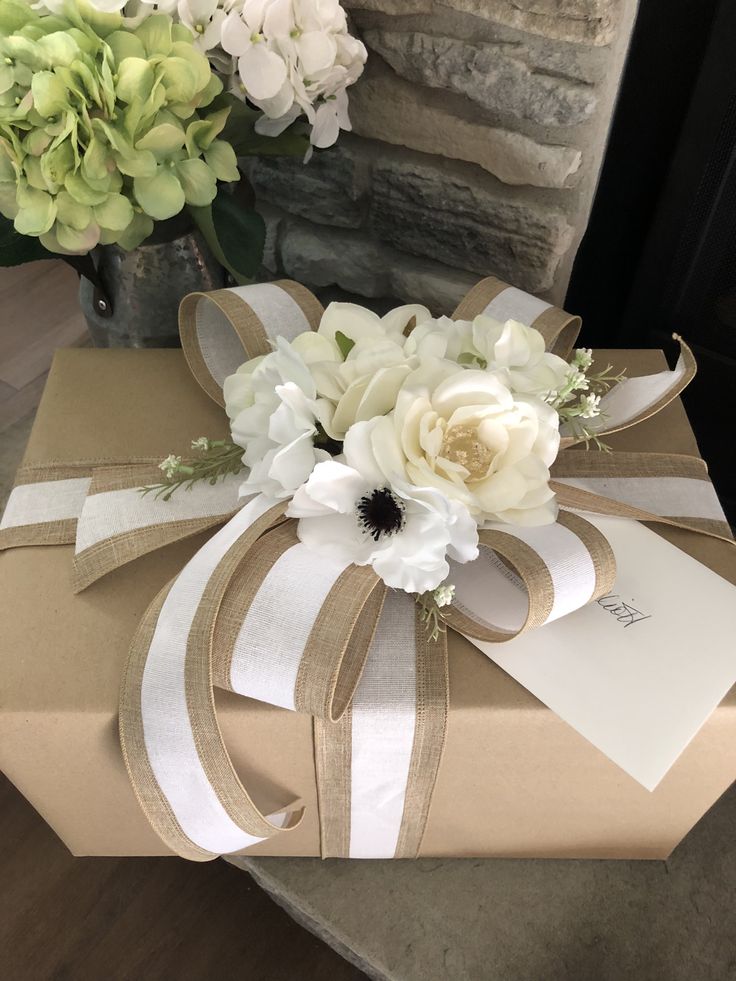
left=0, top=0, right=366, bottom=288
left=151, top=300, right=624, bottom=634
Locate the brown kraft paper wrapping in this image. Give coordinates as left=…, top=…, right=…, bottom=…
left=1, top=348, right=735, bottom=860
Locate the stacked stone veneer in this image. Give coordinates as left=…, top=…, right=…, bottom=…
left=249, top=0, right=639, bottom=312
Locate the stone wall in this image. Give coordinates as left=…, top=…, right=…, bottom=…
left=250, top=0, right=639, bottom=312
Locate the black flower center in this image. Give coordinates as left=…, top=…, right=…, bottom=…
left=356, top=488, right=405, bottom=542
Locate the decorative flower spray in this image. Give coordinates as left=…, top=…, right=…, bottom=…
left=146, top=304, right=625, bottom=636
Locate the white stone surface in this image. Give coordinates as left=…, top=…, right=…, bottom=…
left=350, top=72, right=582, bottom=187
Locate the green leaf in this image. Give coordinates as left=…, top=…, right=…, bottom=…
left=335, top=331, right=356, bottom=359
left=216, top=93, right=260, bottom=142
left=0, top=213, right=53, bottom=266
left=231, top=126, right=310, bottom=159
left=190, top=190, right=265, bottom=283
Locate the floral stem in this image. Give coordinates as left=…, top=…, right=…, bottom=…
left=141, top=439, right=244, bottom=501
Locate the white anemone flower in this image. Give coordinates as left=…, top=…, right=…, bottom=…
left=287, top=456, right=479, bottom=595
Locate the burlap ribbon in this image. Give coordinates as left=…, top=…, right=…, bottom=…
left=1, top=277, right=731, bottom=862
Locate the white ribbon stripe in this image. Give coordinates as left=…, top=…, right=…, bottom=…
left=0, top=477, right=91, bottom=530
left=228, top=543, right=352, bottom=710
left=349, top=591, right=418, bottom=859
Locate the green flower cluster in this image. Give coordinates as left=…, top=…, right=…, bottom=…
left=0, top=0, right=240, bottom=253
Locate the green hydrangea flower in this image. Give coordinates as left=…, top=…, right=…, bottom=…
left=0, top=0, right=240, bottom=253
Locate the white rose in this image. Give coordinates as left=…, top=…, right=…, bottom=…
left=305, top=301, right=431, bottom=438
left=223, top=337, right=334, bottom=500
left=406, top=315, right=570, bottom=400
left=345, top=360, right=560, bottom=526
left=404, top=315, right=475, bottom=362
left=471, top=316, right=570, bottom=397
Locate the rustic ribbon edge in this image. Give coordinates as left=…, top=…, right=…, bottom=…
left=394, top=613, right=449, bottom=859
left=184, top=502, right=306, bottom=842
left=550, top=481, right=735, bottom=545
left=444, top=530, right=555, bottom=642
left=72, top=511, right=239, bottom=594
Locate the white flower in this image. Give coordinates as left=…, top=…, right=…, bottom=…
left=404, top=315, right=475, bottom=363
left=223, top=337, right=335, bottom=500
left=191, top=436, right=211, bottom=451
left=159, top=454, right=182, bottom=479
left=177, top=0, right=228, bottom=51
left=286, top=458, right=478, bottom=594
left=579, top=393, right=601, bottom=419
left=221, top=0, right=366, bottom=147
left=345, top=362, right=560, bottom=527
left=306, top=301, right=432, bottom=438
left=565, top=366, right=589, bottom=392
left=573, top=347, right=593, bottom=370
left=406, top=314, right=571, bottom=400
left=221, top=2, right=289, bottom=102
left=433, top=583, right=455, bottom=607
left=471, top=317, right=571, bottom=397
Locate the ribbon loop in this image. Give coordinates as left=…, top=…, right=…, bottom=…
left=180, top=281, right=323, bottom=406
left=452, top=275, right=582, bottom=359
left=446, top=510, right=616, bottom=642
left=119, top=496, right=301, bottom=861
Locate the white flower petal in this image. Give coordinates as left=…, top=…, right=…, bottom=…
left=221, top=10, right=252, bottom=55
left=238, top=43, right=288, bottom=100
left=381, top=303, right=432, bottom=337
left=293, top=459, right=368, bottom=515
left=310, top=101, right=340, bottom=148
left=295, top=31, right=338, bottom=76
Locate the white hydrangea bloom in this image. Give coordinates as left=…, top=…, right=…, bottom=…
left=220, top=0, right=366, bottom=147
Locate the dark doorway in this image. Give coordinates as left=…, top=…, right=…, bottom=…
left=566, top=0, right=736, bottom=520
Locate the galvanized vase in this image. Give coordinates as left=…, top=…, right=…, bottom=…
left=79, top=221, right=225, bottom=348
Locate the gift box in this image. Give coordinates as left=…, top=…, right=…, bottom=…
left=2, top=342, right=735, bottom=860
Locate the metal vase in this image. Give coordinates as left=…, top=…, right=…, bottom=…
left=79, top=222, right=225, bottom=348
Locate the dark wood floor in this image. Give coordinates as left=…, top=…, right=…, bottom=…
left=0, top=775, right=365, bottom=981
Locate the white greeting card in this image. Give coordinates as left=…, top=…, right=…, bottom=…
left=455, top=515, right=736, bottom=790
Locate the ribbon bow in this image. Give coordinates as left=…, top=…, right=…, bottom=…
left=1, top=277, right=731, bottom=861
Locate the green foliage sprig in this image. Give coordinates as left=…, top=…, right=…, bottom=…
left=142, top=437, right=244, bottom=501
